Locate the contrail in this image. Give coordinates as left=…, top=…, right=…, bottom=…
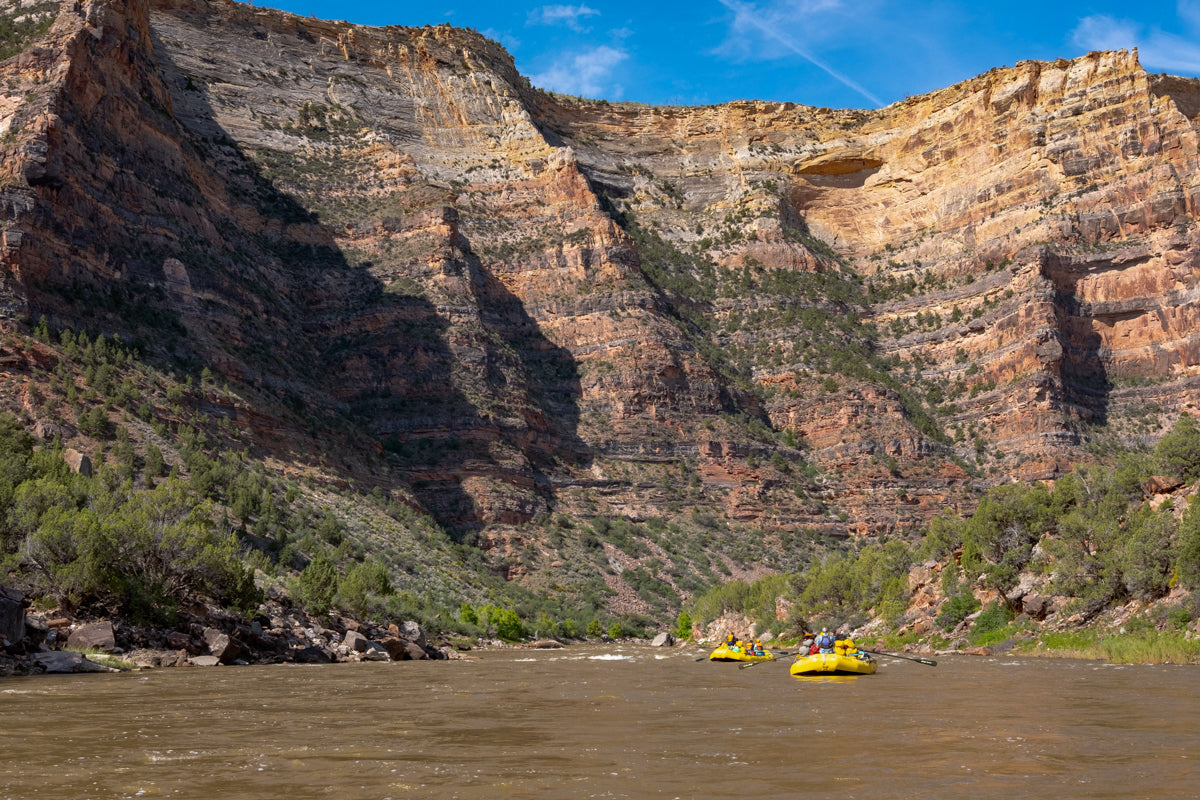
left=717, top=0, right=884, bottom=107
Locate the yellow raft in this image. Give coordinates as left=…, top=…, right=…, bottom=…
left=789, top=652, right=877, bottom=676
left=709, top=644, right=775, bottom=663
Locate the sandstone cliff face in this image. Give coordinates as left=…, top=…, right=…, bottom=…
left=539, top=50, right=1200, bottom=475
left=3, top=0, right=1200, bottom=570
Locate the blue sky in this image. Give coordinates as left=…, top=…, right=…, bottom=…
left=259, top=1, right=1200, bottom=109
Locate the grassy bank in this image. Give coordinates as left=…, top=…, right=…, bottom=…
left=1011, top=630, right=1200, bottom=665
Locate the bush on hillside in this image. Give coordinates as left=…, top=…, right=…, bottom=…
left=1154, top=413, right=1200, bottom=482
left=298, top=553, right=339, bottom=614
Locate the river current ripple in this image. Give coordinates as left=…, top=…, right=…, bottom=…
left=2, top=644, right=1196, bottom=799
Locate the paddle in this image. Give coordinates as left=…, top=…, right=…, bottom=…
left=737, top=652, right=790, bottom=669
left=859, top=649, right=937, bottom=667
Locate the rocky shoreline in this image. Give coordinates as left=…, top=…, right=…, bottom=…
left=0, top=584, right=456, bottom=677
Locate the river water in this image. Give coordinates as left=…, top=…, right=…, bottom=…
left=2, top=644, right=1196, bottom=799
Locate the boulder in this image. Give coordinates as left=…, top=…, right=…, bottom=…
left=380, top=636, right=427, bottom=661
left=166, top=631, right=194, bottom=651
left=399, top=620, right=428, bottom=649
left=1022, top=593, right=1048, bottom=619
left=63, top=449, right=92, bottom=477
left=191, top=655, right=222, bottom=667
left=0, top=586, right=24, bottom=646
left=1145, top=475, right=1184, bottom=495
left=362, top=642, right=390, bottom=661
left=68, top=621, right=116, bottom=653
left=908, top=561, right=938, bottom=590
left=650, top=632, right=675, bottom=647
left=342, top=629, right=370, bottom=652
left=291, top=646, right=333, bottom=664
left=528, top=639, right=563, bottom=649
left=23, top=612, right=49, bottom=647
left=30, top=651, right=117, bottom=673
left=203, top=627, right=241, bottom=663
left=33, top=420, right=64, bottom=441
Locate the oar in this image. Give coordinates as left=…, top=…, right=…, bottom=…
left=737, top=652, right=789, bottom=669
left=860, top=649, right=937, bottom=667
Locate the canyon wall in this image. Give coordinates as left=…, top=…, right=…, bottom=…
left=4, top=0, right=1200, bottom=554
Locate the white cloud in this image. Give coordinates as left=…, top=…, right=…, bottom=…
left=1071, top=15, right=1140, bottom=53
left=1178, top=0, right=1200, bottom=31
left=713, top=0, right=883, bottom=107
left=528, top=4, right=601, bottom=32
left=530, top=45, right=628, bottom=99
left=1073, top=12, right=1200, bottom=75
left=481, top=28, right=521, bottom=53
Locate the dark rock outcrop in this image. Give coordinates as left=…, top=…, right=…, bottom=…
left=67, top=621, right=116, bottom=653
left=0, top=587, right=24, bottom=647
left=203, top=627, right=242, bottom=663
left=29, top=651, right=117, bottom=673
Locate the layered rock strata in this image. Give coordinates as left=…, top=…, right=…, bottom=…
left=3, top=0, right=1200, bottom=553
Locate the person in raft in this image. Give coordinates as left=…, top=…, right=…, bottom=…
left=835, top=635, right=870, bottom=660
left=725, top=632, right=736, bottom=650
left=816, top=627, right=836, bottom=654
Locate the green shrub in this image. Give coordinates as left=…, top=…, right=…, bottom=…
left=1116, top=506, right=1174, bottom=600
left=1166, top=606, right=1193, bottom=631
left=937, top=591, right=980, bottom=630
left=959, top=482, right=1052, bottom=594
left=339, top=560, right=393, bottom=617
left=1176, top=499, right=1200, bottom=589
left=19, top=475, right=259, bottom=621
left=1154, top=413, right=1200, bottom=481
left=970, top=601, right=1015, bottom=641
left=481, top=605, right=524, bottom=641
left=675, top=610, right=693, bottom=640
left=298, top=554, right=339, bottom=614
left=0, top=413, right=34, bottom=546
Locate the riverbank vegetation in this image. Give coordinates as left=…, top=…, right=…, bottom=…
left=684, top=414, right=1200, bottom=663
left=3, top=318, right=1200, bottom=663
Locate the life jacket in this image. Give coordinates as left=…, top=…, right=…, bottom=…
left=817, top=633, right=835, bottom=652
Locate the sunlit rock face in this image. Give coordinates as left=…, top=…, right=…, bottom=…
left=3, top=0, right=1200, bottom=539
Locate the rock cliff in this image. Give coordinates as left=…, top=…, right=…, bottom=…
left=4, top=0, right=1200, bottom=609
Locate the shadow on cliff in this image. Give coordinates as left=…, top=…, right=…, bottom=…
left=1046, top=254, right=1112, bottom=425
left=385, top=240, right=590, bottom=535
left=144, top=28, right=587, bottom=535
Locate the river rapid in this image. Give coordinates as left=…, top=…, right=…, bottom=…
left=2, top=644, right=1196, bottom=799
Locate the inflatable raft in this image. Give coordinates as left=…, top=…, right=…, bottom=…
left=708, top=644, right=776, bottom=663
left=790, top=652, right=877, bottom=676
